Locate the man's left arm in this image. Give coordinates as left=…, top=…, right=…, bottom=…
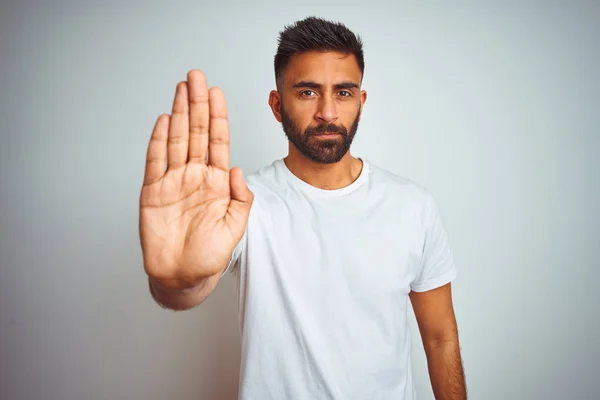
left=409, top=282, right=467, bottom=400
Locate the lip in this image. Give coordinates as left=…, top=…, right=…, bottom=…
left=313, top=133, right=341, bottom=138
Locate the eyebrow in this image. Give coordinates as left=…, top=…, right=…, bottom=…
left=292, top=80, right=359, bottom=90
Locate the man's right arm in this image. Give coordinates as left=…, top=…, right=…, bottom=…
left=139, top=70, right=254, bottom=312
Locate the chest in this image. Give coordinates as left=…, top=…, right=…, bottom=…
left=249, top=193, right=424, bottom=297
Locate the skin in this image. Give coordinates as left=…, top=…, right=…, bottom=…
left=268, top=51, right=367, bottom=190
left=140, top=71, right=254, bottom=310
left=269, top=50, right=466, bottom=398
left=141, top=50, right=465, bottom=397
left=410, top=284, right=467, bottom=399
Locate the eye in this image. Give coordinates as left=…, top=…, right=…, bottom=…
left=338, top=90, right=352, bottom=97
left=301, top=90, right=316, bottom=97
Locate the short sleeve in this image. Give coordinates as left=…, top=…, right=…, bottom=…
left=410, top=192, right=458, bottom=292
left=221, top=227, right=247, bottom=276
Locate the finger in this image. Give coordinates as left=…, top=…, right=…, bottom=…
left=227, top=166, right=254, bottom=225
left=143, top=114, right=170, bottom=185
left=167, top=81, right=189, bottom=170
left=187, top=70, right=210, bottom=164
left=229, top=167, right=252, bottom=204
left=208, top=87, right=230, bottom=171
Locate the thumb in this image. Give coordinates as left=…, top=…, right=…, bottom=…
left=229, top=166, right=253, bottom=207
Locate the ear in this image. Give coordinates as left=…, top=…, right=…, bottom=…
left=268, top=90, right=282, bottom=122
left=358, top=90, right=367, bottom=120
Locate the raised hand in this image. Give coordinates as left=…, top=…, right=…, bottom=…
left=139, top=70, right=253, bottom=293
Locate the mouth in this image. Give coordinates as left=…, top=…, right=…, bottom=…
left=313, top=133, right=341, bottom=138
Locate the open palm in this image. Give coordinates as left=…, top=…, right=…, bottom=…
left=139, top=70, right=253, bottom=291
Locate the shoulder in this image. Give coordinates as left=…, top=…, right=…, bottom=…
left=243, top=160, right=283, bottom=196
left=241, top=158, right=437, bottom=212
left=366, top=160, right=435, bottom=208
left=238, top=160, right=291, bottom=211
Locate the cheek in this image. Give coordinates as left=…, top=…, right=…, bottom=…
left=342, top=100, right=361, bottom=113
left=287, top=105, right=316, bottom=127
left=289, top=100, right=316, bottom=116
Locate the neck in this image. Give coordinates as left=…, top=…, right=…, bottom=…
left=283, top=149, right=364, bottom=190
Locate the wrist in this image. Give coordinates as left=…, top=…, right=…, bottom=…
left=149, top=276, right=207, bottom=296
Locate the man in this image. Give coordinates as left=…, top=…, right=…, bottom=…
left=139, top=16, right=467, bottom=400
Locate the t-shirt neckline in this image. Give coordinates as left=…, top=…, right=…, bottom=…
left=277, top=157, right=370, bottom=198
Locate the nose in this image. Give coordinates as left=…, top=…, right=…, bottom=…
left=315, top=95, right=338, bottom=123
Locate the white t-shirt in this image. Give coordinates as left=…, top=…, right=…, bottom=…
left=224, top=157, right=458, bottom=400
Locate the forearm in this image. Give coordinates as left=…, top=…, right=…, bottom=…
left=423, top=338, right=467, bottom=400
left=148, top=275, right=217, bottom=311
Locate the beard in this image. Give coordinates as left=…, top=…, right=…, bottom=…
left=280, top=103, right=361, bottom=164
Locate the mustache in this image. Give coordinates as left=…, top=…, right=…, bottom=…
left=305, top=123, right=347, bottom=136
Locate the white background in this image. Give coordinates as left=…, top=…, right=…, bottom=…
left=1, top=1, right=598, bottom=399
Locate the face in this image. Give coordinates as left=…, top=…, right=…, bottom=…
left=269, top=51, right=367, bottom=164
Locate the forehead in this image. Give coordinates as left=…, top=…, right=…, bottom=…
left=283, top=51, right=362, bottom=86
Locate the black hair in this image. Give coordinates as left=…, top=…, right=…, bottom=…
left=274, top=16, right=364, bottom=88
